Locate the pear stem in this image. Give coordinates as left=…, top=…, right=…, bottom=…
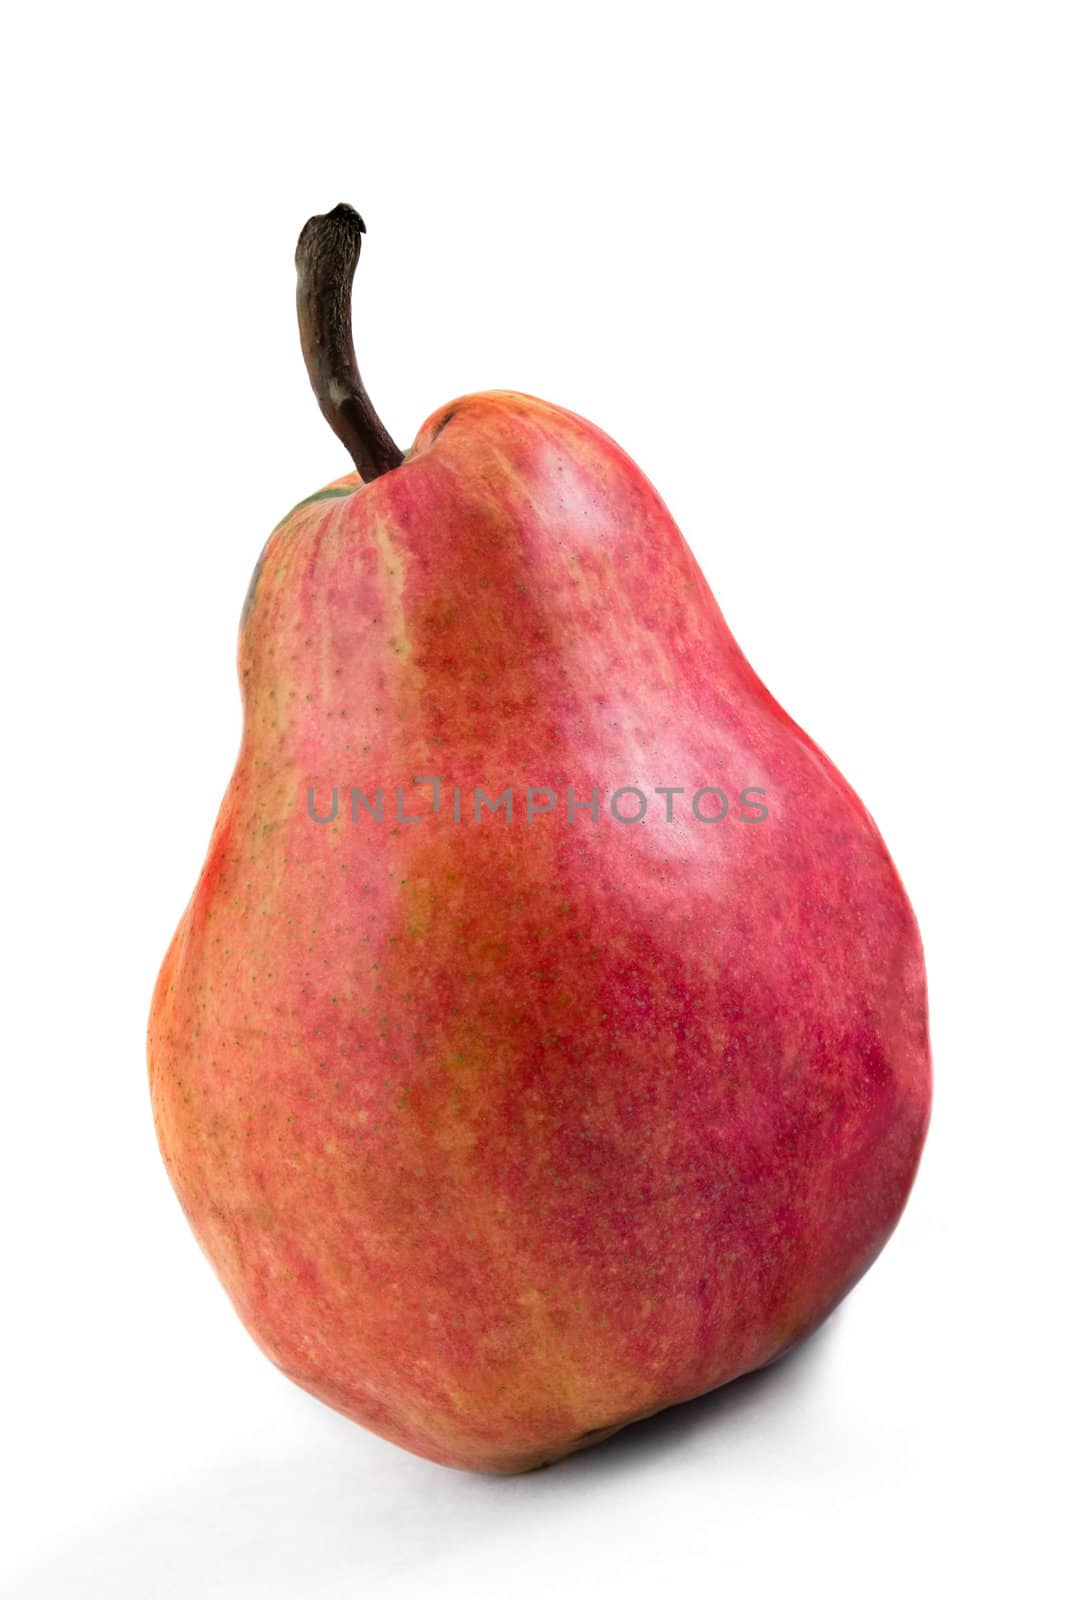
left=295, top=204, right=403, bottom=482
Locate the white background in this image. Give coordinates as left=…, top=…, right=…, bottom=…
left=3, top=4, right=1064, bottom=1595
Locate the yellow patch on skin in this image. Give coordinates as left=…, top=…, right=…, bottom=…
left=371, top=513, right=424, bottom=720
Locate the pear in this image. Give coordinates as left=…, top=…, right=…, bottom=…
left=149, top=204, right=930, bottom=1473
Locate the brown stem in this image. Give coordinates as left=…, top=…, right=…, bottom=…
left=295, top=204, right=403, bottom=482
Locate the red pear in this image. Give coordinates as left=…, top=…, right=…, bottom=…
left=148, top=205, right=930, bottom=1472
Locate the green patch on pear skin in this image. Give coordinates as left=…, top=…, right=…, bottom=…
left=242, top=486, right=361, bottom=627
left=274, top=485, right=360, bottom=529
